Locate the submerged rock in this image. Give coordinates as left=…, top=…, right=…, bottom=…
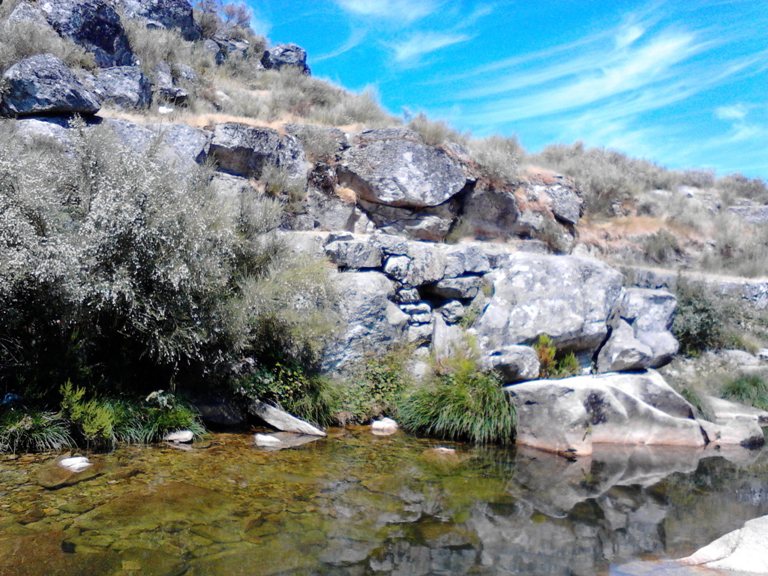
left=254, top=432, right=323, bottom=450
left=37, top=456, right=101, bottom=490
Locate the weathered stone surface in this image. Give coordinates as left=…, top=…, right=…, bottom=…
left=596, top=319, right=654, bottom=373
left=8, top=1, right=49, bottom=26
left=439, top=300, right=465, bottom=324
left=339, top=129, right=469, bottom=208
left=432, top=315, right=465, bottom=365
left=475, top=253, right=624, bottom=354
left=357, top=197, right=459, bottom=242
left=250, top=401, right=326, bottom=436
left=117, top=0, right=201, bottom=41
left=540, top=182, right=583, bottom=225
left=1, top=55, right=100, bottom=117
left=90, top=66, right=151, bottom=109
left=484, top=345, right=540, bottom=383
left=324, top=235, right=382, bottom=269
left=699, top=418, right=764, bottom=448
left=153, top=61, right=188, bottom=104
left=679, top=515, right=768, bottom=573
left=209, top=122, right=308, bottom=182
left=460, top=186, right=520, bottom=240
left=729, top=203, right=768, bottom=225
left=285, top=124, right=348, bottom=159
left=41, top=0, right=134, bottom=67
left=506, top=371, right=705, bottom=455
left=424, top=276, right=483, bottom=300
left=598, top=288, right=679, bottom=372
left=380, top=242, right=448, bottom=287
left=11, top=117, right=74, bottom=151
left=703, top=395, right=768, bottom=427
left=444, top=244, right=492, bottom=277
left=322, top=271, right=408, bottom=372
left=101, top=119, right=210, bottom=169
left=261, top=43, right=310, bottom=74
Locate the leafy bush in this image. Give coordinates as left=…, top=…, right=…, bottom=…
left=672, top=281, right=729, bottom=356
left=337, top=350, right=412, bottom=424
left=717, top=173, right=768, bottom=204
left=722, top=374, right=768, bottom=411
left=0, top=410, right=72, bottom=454
left=469, top=135, right=523, bottom=185
left=533, top=335, right=580, bottom=378
left=0, top=119, right=335, bottom=398
left=398, top=349, right=516, bottom=444
left=407, top=112, right=467, bottom=147
left=532, top=142, right=679, bottom=217
left=642, top=229, right=682, bottom=264
left=59, top=383, right=205, bottom=449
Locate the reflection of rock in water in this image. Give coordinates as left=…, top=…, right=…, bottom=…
left=456, top=445, right=764, bottom=576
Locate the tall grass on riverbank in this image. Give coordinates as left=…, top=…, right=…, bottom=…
left=722, top=374, right=768, bottom=411
left=398, top=350, right=516, bottom=445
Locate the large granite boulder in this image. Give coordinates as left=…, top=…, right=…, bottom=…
left=153, top=61, right=189, bottom=105
left=339, top=129, right=470, bottom=209
left=89, top=66, right=152, bottom=109
left=40, top=0, right=134, bottom=67
left=7, top=1, right=50, bottom=26
left=474, top=253, right=624, bottom=354
left=100, top=119, right=210, bottom=169
left=482, top=345, right=540, bottom=383
left=116, top=0, right=201, bottom=41
left=506, top=371, right=705, bottom=455
left=679, top=515, right=768, bottom=573
left=209, top=123, right=308, bottom=183
left=0, top=55, right=100, bottom=117
left=321, top=271, right=409, bottom=372
left=597, top=288, right=679, bottom=372
left=261, top=44, right=310, bottom=75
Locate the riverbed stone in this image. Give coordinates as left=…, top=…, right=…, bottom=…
left=250, top=401, right=326, bottom=436
left=37, top=457, right=102, bottom=489
left=505, top=371, right=705, bottom=455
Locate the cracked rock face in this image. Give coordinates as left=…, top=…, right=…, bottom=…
left=339, top=129, right=470, bottom=209
left=475, top=253, right=624, bottom=354
left=40, top=0, right=134, bottom=68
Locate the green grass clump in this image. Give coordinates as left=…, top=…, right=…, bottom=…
left=0, top=410, right=73, bottom=454
left=338, top=350, right=411, bottom=423
left=533, top=334, right=580, bottom=379
left=398, top=351, right=516, bottom=445
left=722, top=374, right=768, bottom=411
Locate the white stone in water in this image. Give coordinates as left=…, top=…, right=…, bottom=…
left=371, top=418, right=398, bottom=435
left=163, top=430, right=194, bottom=443
left=254, top=434, right=283, bottom=447
left=59, top=456, right=91, bottom=473
left=679, top=515, right=768, bottom=573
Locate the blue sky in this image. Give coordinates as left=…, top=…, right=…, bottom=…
left=248, top=1, right=768, bottom=179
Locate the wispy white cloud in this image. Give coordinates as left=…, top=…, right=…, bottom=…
left=335, top=0, right=439, bottom=23
left=391, top=32, right=470, bottom=64
left=715, top=104, right=748, bottom=121
left=314, top=28, right=368, bottom=62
